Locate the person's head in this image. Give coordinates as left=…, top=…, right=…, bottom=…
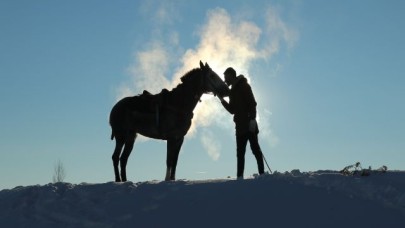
left=224, top=67, right=237, bottom=86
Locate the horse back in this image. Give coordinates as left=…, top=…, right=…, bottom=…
left=110, top=93, right=192, bottom=140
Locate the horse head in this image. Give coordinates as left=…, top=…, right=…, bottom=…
left=199, top=61, right=230, bottom=98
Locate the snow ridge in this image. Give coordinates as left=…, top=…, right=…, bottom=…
left=1, top=170, right=404, bottom=228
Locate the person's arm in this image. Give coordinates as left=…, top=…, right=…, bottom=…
left=219, top=96, right=234, bottom=114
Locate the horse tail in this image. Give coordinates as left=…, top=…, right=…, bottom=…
left=111, top=130, right=115, bottom=140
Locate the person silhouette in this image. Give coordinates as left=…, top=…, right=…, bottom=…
left=218, top=67, right=265, bottom=179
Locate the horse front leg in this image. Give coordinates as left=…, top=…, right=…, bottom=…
left=165, top=167, right=172, bottom=181
left=166, top=137, right=184, bottom=181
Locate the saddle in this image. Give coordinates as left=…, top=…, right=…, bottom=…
left=130, top=89, right=170, bottom=129
left=140, top=89, right=169, bottom=112
left=130, top=88, right=193, bottom=139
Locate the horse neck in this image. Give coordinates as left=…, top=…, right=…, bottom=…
left=168, top=78, right=202, bottom=115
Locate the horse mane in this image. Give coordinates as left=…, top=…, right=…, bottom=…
left=169, top=68, right=201, bottom=92
left=180, top=68, right=201, bottom=83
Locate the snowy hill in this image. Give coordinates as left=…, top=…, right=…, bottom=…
left=1, top=170, right=405, bottom=228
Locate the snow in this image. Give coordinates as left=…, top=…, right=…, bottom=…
left=1, top=170, right=405, bottom=228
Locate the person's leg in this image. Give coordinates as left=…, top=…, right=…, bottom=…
left=236, top=133, right=249, bottom=178
left=249, top=133, right=265, bottom=174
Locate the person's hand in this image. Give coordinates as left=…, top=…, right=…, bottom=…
left=249, top=119, right=257, bottom=132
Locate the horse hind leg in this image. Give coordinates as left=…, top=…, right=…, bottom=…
left=112, top=134, right=125, bottom=182
left=120, top=132, right=137, bottom=182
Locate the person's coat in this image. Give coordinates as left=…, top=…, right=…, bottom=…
left=221, top=75, right=258, bottom=135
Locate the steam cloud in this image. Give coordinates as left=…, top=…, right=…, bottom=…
left=200, top=129, right=221, bottom=161
left=117, top=4, right=296, bottom=160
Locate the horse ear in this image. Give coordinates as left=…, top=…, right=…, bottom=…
left=205, top=62, right=210, bottom=69
left=199, top=61, right=204, bottom=69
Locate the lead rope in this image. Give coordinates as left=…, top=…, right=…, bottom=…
left=262, top=152, right=272, bottom=174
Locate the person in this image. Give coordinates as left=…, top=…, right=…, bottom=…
left=218, top=67, right=265, bottom=179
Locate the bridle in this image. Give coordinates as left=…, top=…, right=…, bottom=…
left=200, top=67, right=219, bottom=97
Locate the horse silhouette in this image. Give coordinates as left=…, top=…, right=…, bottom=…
left=110, top=61, right=230, bottom=182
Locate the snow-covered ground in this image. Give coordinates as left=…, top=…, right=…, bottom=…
left=1, top=170, right=404, bottom=228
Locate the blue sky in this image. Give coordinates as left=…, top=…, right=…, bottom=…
left=1, top=0, right=404, bottom=189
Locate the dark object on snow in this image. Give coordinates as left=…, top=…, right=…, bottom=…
left=340, top=162, right=387, bottom=176
left=109, top=61, right=230, bottom=182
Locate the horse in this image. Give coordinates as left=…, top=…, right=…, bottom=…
left=109, top=61, right=230, bottom=182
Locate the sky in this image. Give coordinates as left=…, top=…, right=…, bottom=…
left=1, top=0, right=404, bottom=190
